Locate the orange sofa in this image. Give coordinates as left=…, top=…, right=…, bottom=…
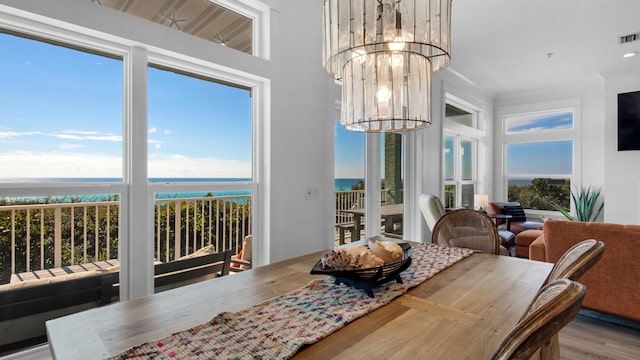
left=529, top=220, right=640, bottom=321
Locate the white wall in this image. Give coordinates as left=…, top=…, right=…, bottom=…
left=263, top=0, right=339, bottom=260
left=0, top=0, right=339, bottom=264
left=604, top=73, right=640, bottom=224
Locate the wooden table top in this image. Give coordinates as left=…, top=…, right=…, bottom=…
left=46, top=247, right=552, bottom=360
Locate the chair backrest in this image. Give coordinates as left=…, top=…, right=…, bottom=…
left=418, top=194, right=446, bottom=232
left=489, top=279, right=586, bottom=360
left=154, top=249, right=232, bottom=292
left=431, top=209, right=500, bottom=254
left=543, top=239, right=606, bottom=286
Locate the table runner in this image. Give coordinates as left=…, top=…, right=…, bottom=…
left=108, top=244, right=473, bottom=360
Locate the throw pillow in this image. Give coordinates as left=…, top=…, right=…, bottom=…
left=502, top=205, right=527, bottom=222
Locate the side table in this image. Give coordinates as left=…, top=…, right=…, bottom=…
left=488, top=213, right=513, bottom=231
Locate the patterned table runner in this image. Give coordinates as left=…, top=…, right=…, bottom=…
left=109, top=244, right=473, bottom=360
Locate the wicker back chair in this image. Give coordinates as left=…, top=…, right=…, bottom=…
left=489, top=279, right=586, bottom=360
left=431, top=209, right=501, bottom=254
left=543, top=239, right=606, bottom=286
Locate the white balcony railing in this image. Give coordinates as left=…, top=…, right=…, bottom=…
left=0, top=195, right=251, bottom=284
left=1, top=190, right=385, bottom=284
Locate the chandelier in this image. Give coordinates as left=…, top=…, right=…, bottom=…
left=322, top=0, right=452, bottom=132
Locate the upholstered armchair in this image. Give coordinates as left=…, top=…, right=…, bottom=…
left=418, top=194, right=446, bottom=232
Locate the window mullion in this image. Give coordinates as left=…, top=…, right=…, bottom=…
left=123, top=46, right=153, bottom=301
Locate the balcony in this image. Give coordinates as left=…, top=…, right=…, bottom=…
left=0, top=194, right=251, bottom=285
left=1, top=190, right=396, bottom=285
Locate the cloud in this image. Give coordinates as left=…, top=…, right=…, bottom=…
left=148, top=139, right=163, bottom=149
left=0, top=151, right=121, bottom=178
left=0, top=131, right=41, bottom=138
left=0, top=151, right=251, bottom=179
left=148, top=154, right=251, bottom=178
left=163, top=129, right=172, bottom=135
left=149, top=127, right=158, bottom=134
left=1, top=130, right=121, bottom=142
left=59, top=144, right=85, bottom=150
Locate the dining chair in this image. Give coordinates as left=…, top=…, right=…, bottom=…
left=489, top=279, right=586, bottom=360
left=542, top=239, right=606, bottom=286
left=418, top=194, right=446, bottom=232
left=431, top=209, right=503, bottom=255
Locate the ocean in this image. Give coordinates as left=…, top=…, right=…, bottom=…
left=1, top=178, right=366, bottom=203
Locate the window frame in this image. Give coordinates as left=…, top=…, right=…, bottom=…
left=0, top=7, right=267, bottom=300
left=443, top=94, right=486, bottom=209
left=497, top=98, right=582, bottom=217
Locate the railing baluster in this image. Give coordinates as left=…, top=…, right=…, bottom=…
left=185, top=200, right=190, bottom=256
left=54, top=206, right=62, bottom=268
left=208, top=199, right=213, bottom=248
left=174, top=200, right=181, bottom=261
left=26, top=209, right=31, bottom=272
left=165, top=202, right=170, bottom=262
left=156, top=203, right=161, bottom=261
left=200, top=200, right=205, bottom=248
left=40, top=209, right=44, bottom=270
left=106, top=204, right=110, bottom=260
left=83, top=206, right=88, bottom=264
left=11, top=209, right=15, bottom=275
left=94, top=205, right=99, bottom=261
left=70, top=207, right=75, bottom=266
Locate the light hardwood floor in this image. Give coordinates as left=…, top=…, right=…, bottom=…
left=560, top=312, right=640, bottom=360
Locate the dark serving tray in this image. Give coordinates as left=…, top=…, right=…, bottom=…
left=310, top=242, right=412, bottom=297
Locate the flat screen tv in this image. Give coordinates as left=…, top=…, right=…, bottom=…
left=618, top=90, right=640, bottom=151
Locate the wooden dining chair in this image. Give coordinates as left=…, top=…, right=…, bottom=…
left=431, top=209, right=502, bottom=254
left=489, top=279, right=586, bottom=360
left=542, top=239, right=606, bottom=286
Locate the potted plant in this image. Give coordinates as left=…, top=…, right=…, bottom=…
left=552, top=186, right=604, bottom=222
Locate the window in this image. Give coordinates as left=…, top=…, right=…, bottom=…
left=503, top=109, right=574, bottom=210
left=334, top=120, right=365, bottom=229
left=0, top=15, right=262, bottom=351
left=0, top=31, right=124, bottom=282
left=147, top=64, right=254, bottom=265
left=444, top=134, right=476, bottom=209
left=443, top=101, right=482, bottom=210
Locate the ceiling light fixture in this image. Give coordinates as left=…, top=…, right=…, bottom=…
left=322, top=0, right=452, bottom=132
left=623, top=52, right=638, bottom=58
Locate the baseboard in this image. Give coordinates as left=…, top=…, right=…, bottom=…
left=578, top=308, right=640, bottom=330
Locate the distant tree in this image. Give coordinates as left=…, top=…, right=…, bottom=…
left=351, top=180, right=365, bottom=190
left=508, top=178, right=570, bottom=210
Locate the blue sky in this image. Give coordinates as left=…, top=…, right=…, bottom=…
left=0, top=32, right=252, bottom=179
left=505, top=111, right=573, bottom=133
left=505, top=111, right=574, bottom=175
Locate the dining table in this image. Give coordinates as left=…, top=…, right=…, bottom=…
left=46, top=242, right=552, bottom=360
left=343, top=203, right=404, bottom=242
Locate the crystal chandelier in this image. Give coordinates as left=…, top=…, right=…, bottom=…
left=323, top=0, right=452, bottom=132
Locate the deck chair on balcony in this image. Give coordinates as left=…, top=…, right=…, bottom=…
left=431, top=209, right=507, bottom=255
left=154, top=249, right=232, bottom=293
left=543, top=239, right=606, bottom=286
left=489, top=279, right=586, bottom=360
left=231, top=235, right=252, bottom=271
